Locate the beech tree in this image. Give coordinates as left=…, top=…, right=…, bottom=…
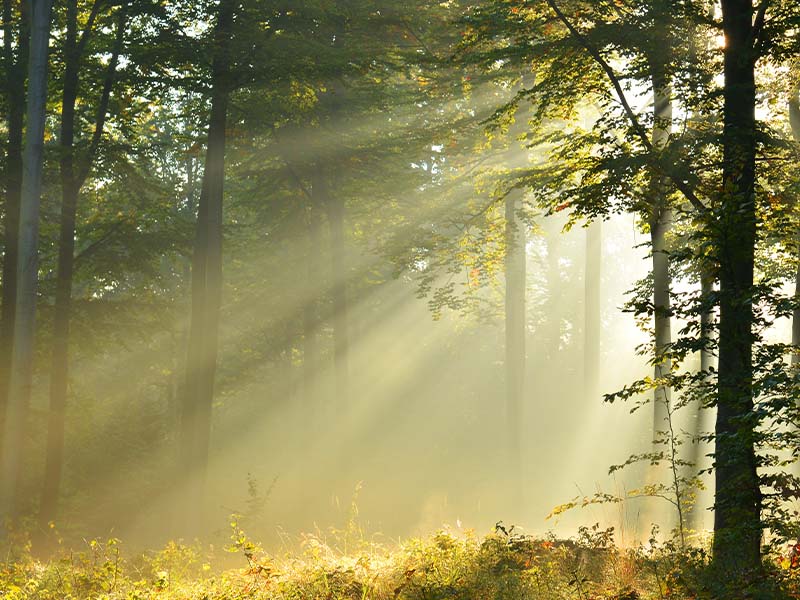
left=0, top=0, right=52, bottom=520
left=179, top=0, right=235, bottom=531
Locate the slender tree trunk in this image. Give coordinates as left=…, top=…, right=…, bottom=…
left=304, top=172, right=323, bottom=410
left=650, top=67, right=673, bottom=444
left=794, top=249, right=800, bottom=366
left=686, top=268, right=715, bottom=531
left=0, top=0, right=29, bottom=437
left=584, top=221, right=601, bottom=400
left=712, top=0, right=761, bottom=576
left=39, top=1, right=125, bottom=528
left=788, top=86, right=800, bottom=365
left=179, top=0, right=234, bottom=534
left=650, top=216, right=672, bottom=438
left=505, top=190, right=526, bottom=509
left=0, top=0, right=52, bottom=520
left=544, top=232, right=560, bottom=365
left=322, top=173, right=349, bottom=408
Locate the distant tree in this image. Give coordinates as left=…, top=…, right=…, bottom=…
left=179, top=0, right=235, bottom=532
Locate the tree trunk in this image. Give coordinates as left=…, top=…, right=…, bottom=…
left=794, top=249, right=800, bottom=366
left=584, top=221, right=601, bottom=400
left=650, top=215, right=671, bottom=440
left=505, top=190, right=526, bottom=509
left=40, top=1, right=125, bottom=529
left=0, top=0, right=29, bottom=439
left=322, top=172, right=349, bottom=408
left=788, top=85, right=800, bottom=365
left=179, top=0, right=234, bottom=534
left=686, top=268, right=715, bottom=531
left=712, top=0, right=761, bottom=576
left=0, top=0, right=52, bottom=520
left=650, top=66, right=673, bottom=444
left=304, top=171, right=323, bottom=411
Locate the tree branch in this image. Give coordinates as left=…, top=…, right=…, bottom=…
left=750, top=0, right=771, bottom=56
left=545, top=0, right=709, bottom=216
left=75, top=0, right=104, bottom=60
left=76, top=1, right=127, bottom=187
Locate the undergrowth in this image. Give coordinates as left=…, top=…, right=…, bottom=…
left=2, top=520, right=800, bottom=599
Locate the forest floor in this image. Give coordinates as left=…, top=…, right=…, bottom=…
left=1, top=521, right=799, bottom=599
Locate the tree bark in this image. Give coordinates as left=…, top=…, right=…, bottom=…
left=712, top=0, right=761, bottom=576
left=788, top=84, right=800, bottom=365
left=0, top=0, right=29, bottom=439
left=0, top=0, right=52, bottom=520
left=39, top=0, right=126, bottom=529
left=179, top=0, right=234, bottom=534
left=649, top=64, right=673, bottom=444
left=584, top=221, right=601, bottom=400
left=505, top=190, right=526, bottom=508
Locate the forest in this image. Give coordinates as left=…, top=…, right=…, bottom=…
left=1, top=0, right=800, bottom=598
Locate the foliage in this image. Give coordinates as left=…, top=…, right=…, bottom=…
left=12, top=523, right=800, bottom=600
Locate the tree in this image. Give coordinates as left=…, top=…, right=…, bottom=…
left=711, top=0, right=761, bottom=575
left=583, top=221, right=600, bottom=400
left=40, top=0, right=128, bottom=530
left=0, top=0, right=29, bottom=438
left=0, top=0, right=53, bottom=519
left=179, top=0, right=235, bottom=532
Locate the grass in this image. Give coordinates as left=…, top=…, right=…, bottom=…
left=2, top=519, right=800, bottom=599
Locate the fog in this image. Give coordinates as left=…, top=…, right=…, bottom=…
left=21, top=198, right=723, bottom=551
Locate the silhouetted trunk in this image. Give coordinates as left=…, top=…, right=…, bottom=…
left=686, top=268, right=714, bottom=531
left=179, top=0, right=234, bottom=533
left=170, top=156, right=197, bottom=426
left=39, top=1, right=125, bottom=529
left=0, top=0, right=29, bottom=437
left=544, top=233, right=560, bottom=361
left=323, top=173, right=349, bottom=407
left=0, top=0, right=52, bottom=520
left=505, top=190, right=525, bottom=504
left=712, top=0, right=761, bottom=576
left=304, top=171, right=323, bottom=409
left=649, top=65, right=673, bottom=444
left=584, top=221, right=601, bottom=399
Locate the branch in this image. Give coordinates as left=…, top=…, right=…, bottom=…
left=545, top=0, right=708, bottom=216
left=75, top=0, right=104, bottom=60
left=73, top=218, right=126, bottom=268
left=751, top=0, right=771, bottom=56
left=283, top=160, right=313, bottom=202
left=76, top=1, right=127, bottom=187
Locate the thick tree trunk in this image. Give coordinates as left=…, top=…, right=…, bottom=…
left=712, top=0, right=761, bottom=576
left=179, top=0, right=234, bottom=533
left=0, top=0, right=52, bottom=520
left=40, top=1, right=125, bottom=528
left=505, top=190, right=525, bottom=505
left=584, top=221, right=601, bottom=400
left=0, top=0, right=29, bottom=437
